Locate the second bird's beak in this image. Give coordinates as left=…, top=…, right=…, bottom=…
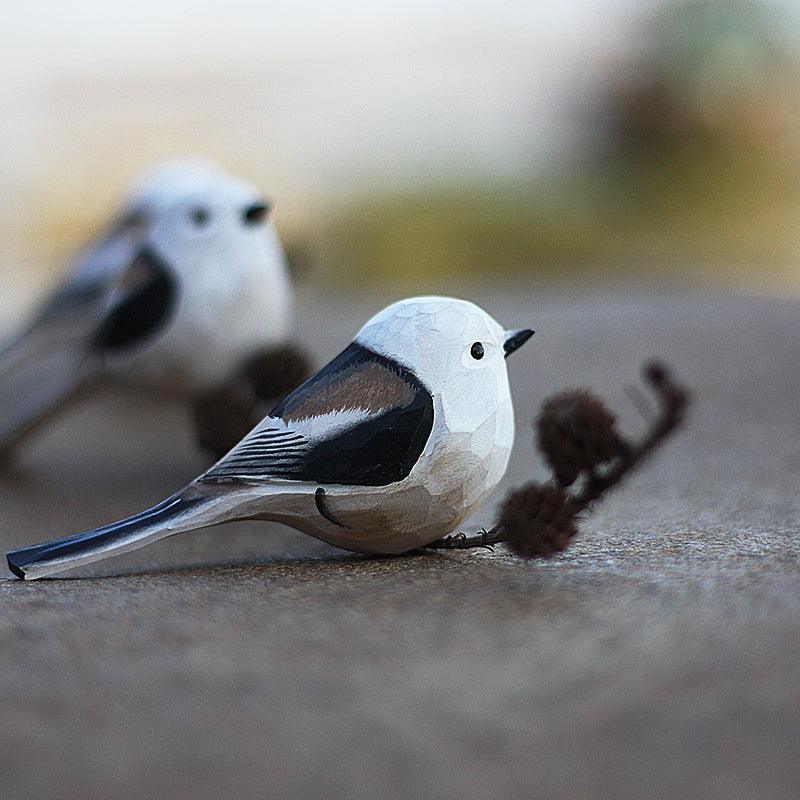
left=242, top=201, right=272, bottom=225
left=503, top=328, right=534, bottom=358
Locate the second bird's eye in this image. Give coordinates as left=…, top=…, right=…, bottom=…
left=190, top=207, right=211, bottom=227
left=470, top=342, right=484, bottom=360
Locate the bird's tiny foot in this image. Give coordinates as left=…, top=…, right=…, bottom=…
left=426, top=528, right=499, bottom=551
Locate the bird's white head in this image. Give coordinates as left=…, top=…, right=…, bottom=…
left=142, top=165, right=291, bottom=318
left=115, top=163, right=293, bottom=387
left=136, top=161, right=287, bottom=294
left=124, top=159, right=278, bottom=252
left=124, top=158, right=230, bottom=216
left=355, top=296, right=533, bottom=434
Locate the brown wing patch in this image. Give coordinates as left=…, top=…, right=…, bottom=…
left=114, top=252, right=160, bottom=296
left=282, top=362, right=414, bottom=421
left=205, top=343, right=435, bottom=486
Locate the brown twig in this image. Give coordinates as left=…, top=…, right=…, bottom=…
left=569, top=361, right=687, bottom=513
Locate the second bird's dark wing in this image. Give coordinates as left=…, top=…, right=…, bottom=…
left=91, top=247, right=176, bottom=352
left=0, top=216, right=176, bottom=452
left=199, top=342, right=435, bottom=487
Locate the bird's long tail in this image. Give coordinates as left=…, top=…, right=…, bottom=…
left=0, top=325, right=97, bottom=457
left=6, top=489, right=226, bottom=580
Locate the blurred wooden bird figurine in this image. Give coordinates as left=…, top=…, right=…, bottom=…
left=0, top=159, right=294, bottom=459
left=7, top=297, right=533, bottom=579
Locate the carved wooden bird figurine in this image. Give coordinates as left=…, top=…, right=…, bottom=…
left=0, top=159, right=293, bottom=458
left=7, top=297, right=533, bottom=579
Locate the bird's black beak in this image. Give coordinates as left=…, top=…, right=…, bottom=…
left=503, top=328, right=534, bottom=358
left=242, top=201, right=272, bottom=225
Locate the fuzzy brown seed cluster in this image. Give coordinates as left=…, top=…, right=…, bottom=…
left=193, top=344, right=313, bottom=459
left=536, top=390, right=625, bottom=486
left=499, top=483, right=578, bottom=558
left=243, top=344, right=312, bottom=402
left=192, top=381, right=259, bottom=459
left=426, top=361, right=689, bottom=560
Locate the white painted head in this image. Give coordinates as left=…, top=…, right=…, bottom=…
left=146, top=174, right=277, bottom=269
left=107, top=176, right=293, bottom=390
left=355, top=295, right=532, bottom=432
left=123, top=158, right=231, bottom=217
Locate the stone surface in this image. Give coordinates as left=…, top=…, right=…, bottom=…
left=0, top=287, right=798, bottom=799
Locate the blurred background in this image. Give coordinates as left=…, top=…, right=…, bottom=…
left=3, top=9, right=800, bottom=797
left=2, top=0, right=800, bottom=306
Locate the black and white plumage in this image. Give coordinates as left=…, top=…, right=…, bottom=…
left=0, top=159, right=293, bottom=456
left=204, top=342, right=434, bottom=485
left=7, top=297, right=533, bottom=579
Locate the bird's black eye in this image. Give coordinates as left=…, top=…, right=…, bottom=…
left=190, top=207, right=211, bottom=227
left=470, top=342, right=484, bottom=360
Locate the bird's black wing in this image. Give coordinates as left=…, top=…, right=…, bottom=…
left=200, top=343, right=434, bottom=487
left=0, top=215, right=174, bottom=452
left=92, top=247, right=177, bottom=352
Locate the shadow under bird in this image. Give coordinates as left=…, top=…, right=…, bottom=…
left=7, top=297, right=533, bottom=579
left=0, top=159, right=293, bottom=458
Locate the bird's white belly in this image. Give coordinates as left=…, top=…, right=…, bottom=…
left=110, top=252, right=292, bottom=393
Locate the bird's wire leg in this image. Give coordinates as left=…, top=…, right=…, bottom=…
left=425, top=525, right=504, bottom=551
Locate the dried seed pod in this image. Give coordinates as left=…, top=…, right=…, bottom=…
left=242, top=344, right=312, bottom=403
left=499, top=483, right=578, bottom=558
left=427, top=360, right=689, bottom=558
left=192, top=381, right=261, bottom=460
left=536, top=390, right=624, bottom=486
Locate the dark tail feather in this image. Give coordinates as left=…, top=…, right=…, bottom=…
left=7, top=493, right=208, bottom=580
